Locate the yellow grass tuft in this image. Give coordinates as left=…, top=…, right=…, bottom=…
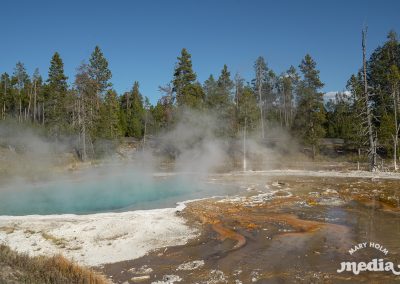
left=41, top=231, right=67, bottom=248
left=0, top=244, right=110, bottom=283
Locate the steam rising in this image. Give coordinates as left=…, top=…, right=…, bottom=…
left=158, top=110, right=228, bottom=173
left=0, top=111, right=299, bottom=215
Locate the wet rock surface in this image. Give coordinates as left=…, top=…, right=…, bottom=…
left=100, top=175, right=400, bottom=283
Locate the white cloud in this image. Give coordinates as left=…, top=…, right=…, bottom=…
left=324, top=91, right=351, bottom=103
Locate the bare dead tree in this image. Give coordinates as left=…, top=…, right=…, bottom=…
left=125, top=92, right=130, bottom=114
left=2, top=76, right=7, bottom=120
left=27, top=83, right=32, bottom=120
left=392, top=88, right=399, bottom=170
left=256, top=68, right=265, bottom=139
left=18, top=88, right=22, bottom=123
left=78, top=97, right=87, bottom=161
left=158, top=83, right=175, bottom=126
left=75, top=65, right=92, bottom=161
left=389, top=67, right=400, bottom=170
left=362, top=27, right=377, bottom=171
left=33, top=80, right=37, bottom=122
left=32, top=72, right=38, bottom=123
left=143, top=100, right=150, bottom=149
left=158, top=84, right=175, bottom=104
left=42, top=102, right=45, bottom=125
left=386, top=34, right=400, bottom=170
left=74, top=63, right=99, bottom=161
left=234, top=73, right=243, bottom=109
left=281, top=78, right=286, bottom=127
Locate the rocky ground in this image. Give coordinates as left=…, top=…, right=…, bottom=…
left=100, top=173, right=400, bottom=283
left=2, top=163, right=400, bottom=283
left=0, top=205, right=197, bottom=267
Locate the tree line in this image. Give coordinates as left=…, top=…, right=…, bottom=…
left=327, top=30, right=400, bottom=170
left=0, top=29, right=399, bottom=168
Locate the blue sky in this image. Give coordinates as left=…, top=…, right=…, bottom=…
left=1, top=0, right=399, bottom=104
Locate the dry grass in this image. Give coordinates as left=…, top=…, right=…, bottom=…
left=0, top=226, right=16, bottom=234
left=23, top=229, right=36, bottom=235
left=95, top=232, right=128, bottom=242
left=41, top=232, right=67, bottom=248
left=0, top=244, right=110, bottom=284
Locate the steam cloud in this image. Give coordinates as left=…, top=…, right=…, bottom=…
left=0, top=111, right=299, bottom=215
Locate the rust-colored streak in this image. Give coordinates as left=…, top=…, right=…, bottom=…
left=184, top=193, right=353, bottom=256
left=211, top=222, right=246, bottom=250
left=264, top=213, right=323, bottom=233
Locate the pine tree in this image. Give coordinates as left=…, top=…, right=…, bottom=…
left=179, top=82, right=205, bottom=109
left=233, top=73, right=245, bottom=133
left=237, top=85, right=259, bottom=130
left=326, top=91, right=358, bottom=141
left=48, top=53, right=68, bottom=93
left=12, top=62, right=29, bottom=122
left=346, top=73, right=367, bottom=158
left=32, top=68, right=42, bottom=123
left=98, top=89, right=122, bottom=139
left=294, top=54, right=326, bottom=159
left=388, top=65, right=400, bottom=169
left=252, top=57, right=278, bottom=135
left=172, top=48, right=201, bottom=108
left=206, top=65, right=234, bottom=111
left=234, top=73, right=245, bottom=108
left=279, top=66, right=299, bottom=128
left=204, top=74, right=217, bottom=107
left=46, top=52, right=69, bottom=137
left=217, top=65, right=234, bottom=95
left=74, top=63, right=96, bottom=160
left=155, top=84, right=175, bottom=130
left=143, top=96, right=152, bottom=147
left=366, top=30, right=400, bottom=169
left=206, top=64, right=235, bottom=137
left=152, top=99, right=172, bottom=131
left=1, top=73, right=11, bottom=120
left=81, top=46, right=112, bottom=140
left=88, top=46, right=112, bottom=99
left=127, top=81, right=144, bottom=138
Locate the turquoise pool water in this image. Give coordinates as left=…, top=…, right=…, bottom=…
left=0, top=172, right=237, bottom=216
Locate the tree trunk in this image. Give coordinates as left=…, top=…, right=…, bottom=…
left=393, top=89, right=399, bottom=171
left=258, top=80, right=265, bottom=139
left=312, top=144, right=316, bottom=160
left=42, top=102, right=45, bottom=125
left=394, top=138, right=398, bottom=171
left=72, top=100, right=75, bottom=128
left=362, top=27, right=377, bottom=171
left=282, top=83, right=287, bottom=127
left=2, top=81, right=6, bottom=120
left=18, top=92, right=21, bottom=123
left=243, top=117, right=247, bottom=171
left=33, top=80, right=37, bottom=122
left=27, top=86, right=32, bottom=120
left=143, top=113, right=147, bottom=149
left=79, top=98, right=87, bottom=161
left=82, top=123, right=87, bottom=161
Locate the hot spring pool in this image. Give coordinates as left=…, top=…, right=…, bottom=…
left=0, top=172, right=238, bottom=216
